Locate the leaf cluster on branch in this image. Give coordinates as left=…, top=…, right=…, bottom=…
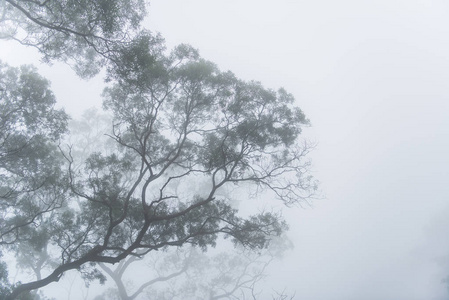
left=1, top=0, right=147, bottom=77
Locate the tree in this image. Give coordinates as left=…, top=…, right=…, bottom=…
left=97, top=248, right=189, bottom=300
left=3, top=31, right=316, bottom=299
left=1, top=1, right=317, bottom=297
left=0, top=0, right=147, bottom=77
left=12, top=216, right=58, bottom=283
left=0, top=61, right=68, bottom=299
left=0, top=61, right=69, bottom=246
left=95, top=238, right=292, bottom=300
left=0, top=252, right=11, bottom=298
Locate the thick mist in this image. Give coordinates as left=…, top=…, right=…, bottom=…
left=1, top=0, right=449, bottom=299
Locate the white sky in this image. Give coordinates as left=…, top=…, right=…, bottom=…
left=2, top=0, right=449, bottom=299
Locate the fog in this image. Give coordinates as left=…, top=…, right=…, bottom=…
left=2, top=0, right=449, bottom=299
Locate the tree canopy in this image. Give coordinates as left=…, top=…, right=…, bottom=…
left=0, top=2, right=317, bottom=299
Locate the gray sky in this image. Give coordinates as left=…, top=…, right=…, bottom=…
left=2, top=0, right=449, bottom=299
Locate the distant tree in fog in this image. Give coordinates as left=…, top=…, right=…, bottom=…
left=94, top=238, right=292, bottom=300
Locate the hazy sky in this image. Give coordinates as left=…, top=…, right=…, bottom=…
left=2, top=1, right=449, bottom=299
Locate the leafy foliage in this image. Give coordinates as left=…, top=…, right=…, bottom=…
left=0, top=61, right=69, bottom=246
left=0, top=0, right=147, bottom=77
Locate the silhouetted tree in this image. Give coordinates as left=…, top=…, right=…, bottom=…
left=1, top=3, right=316, bottom=299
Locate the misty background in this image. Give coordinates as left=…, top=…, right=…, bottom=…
left=1, top=0, right=449, bottom=299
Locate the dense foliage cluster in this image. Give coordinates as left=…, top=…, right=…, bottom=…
left=1, top=0, right=147, bottom=77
